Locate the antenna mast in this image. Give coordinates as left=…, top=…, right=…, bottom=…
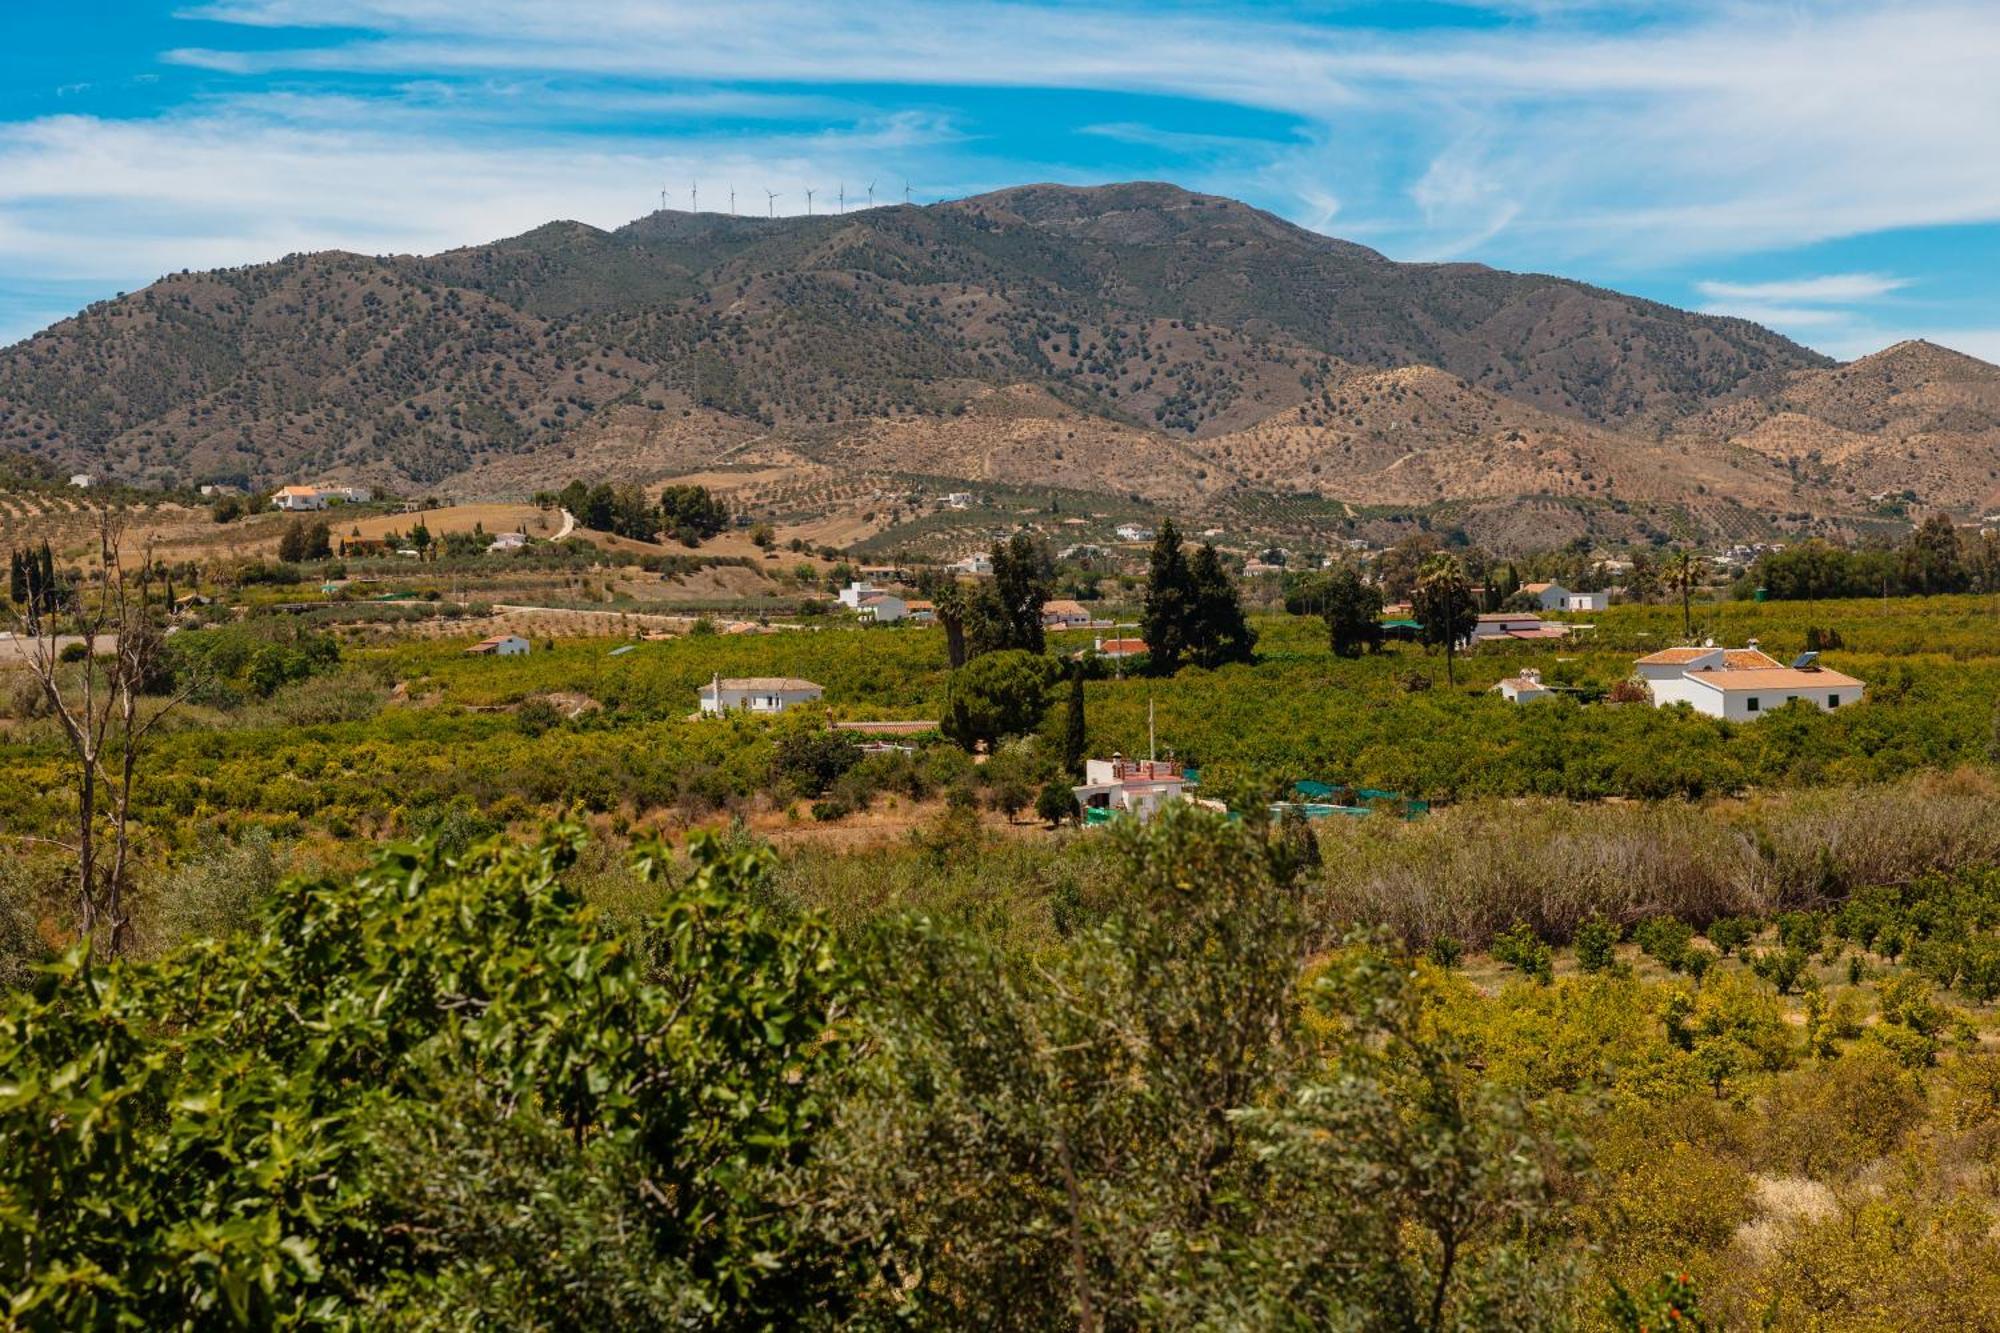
left=838, top=181, right=845, bottom=213
left=729, top=185, right=735, bottom=215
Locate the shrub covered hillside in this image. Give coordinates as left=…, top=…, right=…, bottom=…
left=7, top=809, right=2000, bottom=1328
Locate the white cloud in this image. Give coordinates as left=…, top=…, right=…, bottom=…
left=1697, top=274, right=1910, bottom=304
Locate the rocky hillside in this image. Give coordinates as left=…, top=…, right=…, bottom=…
left=3, top=180, right=1994, bottom=528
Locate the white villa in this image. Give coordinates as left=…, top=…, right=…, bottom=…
left=1492, top=668, right=1554, bottom=703
left=1520, top=582, right=1609, bottom=613
left=272, top=485, right=328, bottom=512
left=950, top=552, right=994, bottom=577
left=1072, top=755, right=1190, bottom=822
left=836, top=581, right=882, bottom=609
left=699, top=675, right=825, bottom=715
left=1114, top=523, right=1156, bottom=543
left=1635, top=643, right=1864, bottom=720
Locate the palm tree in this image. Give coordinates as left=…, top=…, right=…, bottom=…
left=1667, top=550, right=1706, bottom=640
left=1414, top=553, right=1475, bottom=686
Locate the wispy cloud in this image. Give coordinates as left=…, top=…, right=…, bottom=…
left=1697, top=274, right=1910, bottom=304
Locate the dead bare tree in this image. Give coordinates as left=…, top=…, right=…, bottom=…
left=6, top=507, right=191, bottom=955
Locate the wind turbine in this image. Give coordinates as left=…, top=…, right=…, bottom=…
left=838, top=181, right=846, bottom=213
left=866, top=180, right=876, bottom=208
left=903, top=181, right=912, bottom=205
left=690, top=180, right=698, bottom=213
left=729, top=185, right=736, bottom=216
left=765, top=189, right=780, bottom=218
left=805, top=187, right=814, bottom=215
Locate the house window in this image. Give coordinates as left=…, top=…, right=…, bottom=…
left=1828, top=694, right=1839, bottom=709
left=1745, top=697, right=1760, bottom=712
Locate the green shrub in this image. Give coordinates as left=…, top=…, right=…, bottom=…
left=1705, top=915, right=1756, bottom=956
left=1574, top=917, right=1620, bottom=974
left=1634, top=916, right=1694, bottom=972
left=1493, top=920, right=1553, bottom=983
left=1426, top=935, right=1463, bottom=970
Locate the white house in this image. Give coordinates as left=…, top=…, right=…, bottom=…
left=68, top=474, right=93, bottom=489
left=857, top=592, right=909, bottom=623
left=1492, top=668, right=1554, bottom=703
left=314, top=484, right=371, bottom=504
left=488, top=531, right=528, bottom=553
left=1072, top=755, right=1189, bottom=822
left=273, top=485, right=327, bottom=512
left=1519, top=581, right=1609, bottom=613
left=699, top=675, right=824, bottom=715
left=465, top=634, right=530, bottom=657
left=836, top=580, right=883, bottom=609
left=1040, top=599, right=1092, bottom=629
left=950, top=552, right=994, bottom=577
left=1635, top=643, right=1863, bottom=719
left=1114, top=523, right=1155, bottom=543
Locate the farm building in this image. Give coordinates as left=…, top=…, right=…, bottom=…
left=699, top=675, right=824, bottom=714
left=1492, top=668, right=1554, bottom=703
left=1040, top=599, right=1092, bottom=629
left=1635, top=643, right=1863, bottom=719
left=856, top=593, right=909, bottom=623
left=1072, top=755, right=1190, bottom=823
left=1468, top=613, right=1569, bottom=645
left=1086, top=636, right=1148, bottom=660
left=273, top=486, right=327, bottom=512
left=465, top=634, right=530, bottom=657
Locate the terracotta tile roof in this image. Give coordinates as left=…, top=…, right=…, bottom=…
left=1722, top=649, right=1781, bottom=670
left=1634, top=647, right=1712, bottom=665
left=712, top=677, right=824, bottom=692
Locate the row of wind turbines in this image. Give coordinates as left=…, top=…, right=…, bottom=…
left=658, top=181, right=915, bottom=218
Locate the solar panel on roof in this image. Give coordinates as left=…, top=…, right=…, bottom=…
left=1791, top=651, right=1820, bottom=670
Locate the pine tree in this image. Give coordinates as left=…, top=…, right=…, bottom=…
left=1187, top=543, right=1256, bottom=667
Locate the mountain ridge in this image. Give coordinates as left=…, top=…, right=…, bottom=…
left=2, top=181, right=1994, bottom=530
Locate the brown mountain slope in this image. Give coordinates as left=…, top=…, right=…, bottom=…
left=1668, top=340, right=2000, bottom=513
left=1194, top=364, right=1805, bottom=509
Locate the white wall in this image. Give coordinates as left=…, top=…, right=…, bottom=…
left=700, top=687, right=823, bottom=714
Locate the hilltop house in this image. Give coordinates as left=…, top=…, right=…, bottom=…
left=1492, top=668, right=1554, bottom=703
left=1635, top=642, right=1864, bottom=719
left=699, top=675, right=824, bottom=715
left=1520, top=582, right=1609, bottom=613
left=464, top=634, right=530, bottom=657
left=1114, top=523, right=1155, bottom=543
left=273, top=485, right=327, bottom=512
left=1072, top=755, right=1189, bottom=822
left=1040, top=598, right=1092, bottom=629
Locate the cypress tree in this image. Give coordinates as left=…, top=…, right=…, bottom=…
left=1063, top=661, right=1087, bottom=777
left=1141, top=520, right=1193, bottom=674
left=1187, top=542, right=1256, bottom=667
left=7, top=550, right=24, bottom=606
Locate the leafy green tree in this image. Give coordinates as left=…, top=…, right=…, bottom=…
left=943, top=649, right=1055, bottom=751
left=659, top=484, right=728, bottom=544
left=0, top=830, right=861, bottom=1325
left=1321, top=564, right=1384, bottom=658
left=1036, top=777, right=1076, bottom=826
left=1412, top=553, right=1476, bottom=686
left=1903, top=512, right=1966, bottom=595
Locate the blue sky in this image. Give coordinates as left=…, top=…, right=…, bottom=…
left=4, top=1, right=1999, bottom=361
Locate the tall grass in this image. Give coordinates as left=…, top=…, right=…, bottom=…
left=1310, top=769, right=2000, bottom=947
